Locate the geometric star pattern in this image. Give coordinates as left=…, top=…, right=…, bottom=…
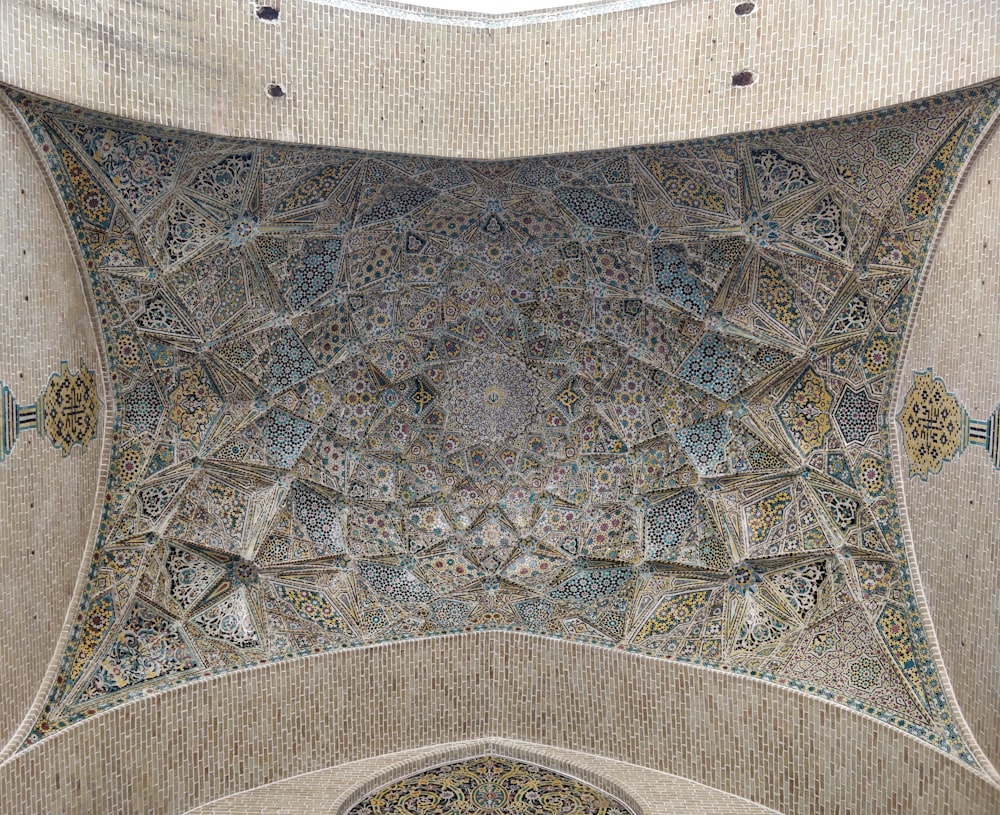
left=6, top=80, right=999, bottom=765
left=834, top=384, right=882, bottom=445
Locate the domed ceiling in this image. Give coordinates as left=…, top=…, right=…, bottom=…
left=6, top=82, right=998, bottom=765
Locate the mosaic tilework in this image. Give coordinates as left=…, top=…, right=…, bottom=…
left=6, top=82, right=999, bottom=763
left=897, top=370, right=1000, bottom=479
left=345, top=754, right=634, bottom=814
left=0, top=361, right=99, bottom=463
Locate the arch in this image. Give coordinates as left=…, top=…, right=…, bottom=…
left=179, top=737, right=783, bottom=815
left=1, top=0, right=998, bottom=157
left=891, top=104, right=1000, bottom=774
left=335, top=742, right=643, bottom=815
left=0, top=95, right=108, bottom=760
left=1, top=634, right=996, bottom=814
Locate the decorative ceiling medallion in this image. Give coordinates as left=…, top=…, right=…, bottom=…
left=345, top=755, right=634, bottom=814
left=6, top=81, right=999, bottom=764
left=448, top=350, right=540, bottom=445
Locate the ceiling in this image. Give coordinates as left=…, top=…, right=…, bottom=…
left=3, top=78, right=997, bottom=770
left=1, top=1, right=999, bottom=813
left=5, top=0, right=999, bottom=159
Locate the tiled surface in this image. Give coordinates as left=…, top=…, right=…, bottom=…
left=0, top=102, right=105, bottom=755
left=490, top=635, right=1000, bottom=813
left=5, top=83, right=997, bottom=764
left=0, top=634, right=996, bottom=815
left=341, top=754, right=633, bottom=814
left=184, top=739, right=780, bottom=814
left=0, top=1, right=997, bottom=812
left=893, top=111, right=1000, bottom=772
left=0, top=1, right=999, bottom=157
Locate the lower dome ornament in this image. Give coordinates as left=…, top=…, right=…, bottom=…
left=345, top=755, right=634, bottom=815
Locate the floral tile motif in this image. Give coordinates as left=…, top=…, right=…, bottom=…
left=346, top=755, right=633, bottom=815
left=897, top=369, right=1000, bottom=479
left=7, top=81, right=1000, bottom=763
left=0, top=360, right=100, bottom=462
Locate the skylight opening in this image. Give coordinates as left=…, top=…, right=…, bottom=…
left=306, top=0, right=678, bottom=29
left=389, top=0, right=600, bottom=10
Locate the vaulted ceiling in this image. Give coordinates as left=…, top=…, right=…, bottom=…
left=2, top=2, right=1000, bottom=813
left=3, top=80, right=996, bottom=771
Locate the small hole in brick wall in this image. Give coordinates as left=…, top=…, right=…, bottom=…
left=266, top=83, right=286, bottom=98
left=256, top=5, right=279, bottom=21
left=734, top=2, right=755, bottom=14
left=732, top=71, right=755, bottom=87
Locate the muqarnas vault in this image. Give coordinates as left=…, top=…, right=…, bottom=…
left=6, top=80, right=998, bottom=764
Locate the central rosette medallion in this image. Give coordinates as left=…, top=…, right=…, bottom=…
left=448, top=351, right=540, bottom=446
